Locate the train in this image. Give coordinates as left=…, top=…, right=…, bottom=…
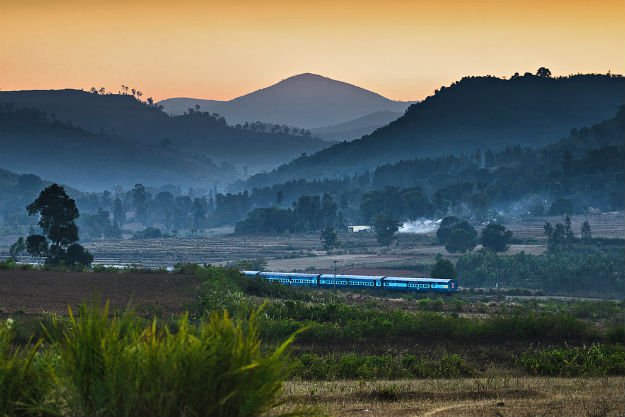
left=241, top=271, right=459, bottom=294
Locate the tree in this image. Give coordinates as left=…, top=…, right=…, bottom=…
left=27, top=184, right=79, bottom=249
left=26, top=184, right=92, bottom=266
left=480, top=223, right=513, bottom=252
left=320, top=226, right=338, bottom=252
left=549, top=198, right=573, bottom=215
left=445, top=229, right=477, bottom=253
left=536, top=67, right=552, bottom=78
left=581, top=220, right=592, bottom=242
left=276, top=191, right=284, bottom=206
left=431, top=259, right=457, bottom=279
left=374, top=213, right=400, bottom=246
left=131, top=183, right=150, bottom=224
left=9, top=237, right=26, bottom=261
left=65, top=243, right=93, bottom=266
left=112, top=198, right=125, bottom=229
left=25, top=235, right=49, bottom=259
left=436, top=216, right=461, bottom=243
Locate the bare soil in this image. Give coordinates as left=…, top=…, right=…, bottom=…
left=0, top=269, right=200, bottom=314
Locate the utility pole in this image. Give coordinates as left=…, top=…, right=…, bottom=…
left=333, top=260, right=338, bottom=291
left=496, top=268, right=500, bottom=299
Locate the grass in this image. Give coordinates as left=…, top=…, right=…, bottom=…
left=0, top=301, right=311, bottom=417
left=278, top=377, right=625, bottom=417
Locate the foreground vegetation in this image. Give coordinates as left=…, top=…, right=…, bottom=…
left=1, top=265, right=624, bottom=416
left=0, top=301, right=305, bottom=417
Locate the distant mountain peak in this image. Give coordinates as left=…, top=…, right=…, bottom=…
left=159, top=73, right=412, bottom=128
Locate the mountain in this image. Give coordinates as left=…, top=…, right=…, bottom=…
left=158, top=73, right=413, bottom=128
left=0, top=90, right=328, bottom=172
left=0, top=104, right=236, bottom=190
left=309, top=110, right=403, bottom=141
left=241, top=73, right=625, bottom=188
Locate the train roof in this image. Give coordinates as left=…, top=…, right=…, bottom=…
left=243, top=271, right=457, bottom=283
left=383, top=276, right=455, bottom=283
left=319, top=274, right=384, bottom=280
left=259, top=271, right=320, bottom=278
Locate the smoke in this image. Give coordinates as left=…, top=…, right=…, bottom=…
left=398, top=219, right=442, bottom=234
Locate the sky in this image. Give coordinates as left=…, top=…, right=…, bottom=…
left=2, top=0, right=624, bottom=102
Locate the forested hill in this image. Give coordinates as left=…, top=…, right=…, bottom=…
left=242, top=73, right=625, bottom=186
left=0, top=105, right=237, bottom=189
left=0, top=89, right=328, bottom=170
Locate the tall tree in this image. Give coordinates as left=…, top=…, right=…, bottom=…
left=373, top=213, right=400, bottom=246
left=480, top=223, right=513, bottom=252
left=26, top=184, right=92, bottom=265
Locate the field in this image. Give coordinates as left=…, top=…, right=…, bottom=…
left=0, top=269, right=200, bottom=314
left=0, top=212, right=623, bottom=416
left=1, top=213, right=622, bottom=273
left=280, top=378, right=625, bottom=417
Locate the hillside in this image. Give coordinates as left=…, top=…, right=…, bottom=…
left=0, top=90, right=328, bottom=170
left=309, top=110, right=403, bottom=141
left=241, top=73, right=625, bottom=186
left=0, top=105, right=237, bottom=190
left=159, top=73, right=413, bottom=128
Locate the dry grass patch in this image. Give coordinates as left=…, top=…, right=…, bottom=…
left=279, top=377, right=625, bottom=417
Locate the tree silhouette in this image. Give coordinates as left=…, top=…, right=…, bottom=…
left=536, top=67, right=552, bottom=78
left=431, top=258, right=457, bottom=279
left=374, top=213, right=400, bottom=246
left=26, top=184, right=92, bottom=265
left=480, top=223, right=513, bottom=252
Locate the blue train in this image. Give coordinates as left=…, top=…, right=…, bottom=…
left=241, top=271, right=459, bottom=294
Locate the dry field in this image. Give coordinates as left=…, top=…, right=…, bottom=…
left=0, top=269, right=200, bottom=314
left=280, top=377, right=625, bottom=417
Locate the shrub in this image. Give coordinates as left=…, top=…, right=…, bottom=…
left=49, top=302, right=302, bottom=417
left=0, top=319, right=51, bottom=417
left=518, top=344, right=625, bottom=376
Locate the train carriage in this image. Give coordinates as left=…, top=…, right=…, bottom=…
left=242, top=271, right=458, bottom=294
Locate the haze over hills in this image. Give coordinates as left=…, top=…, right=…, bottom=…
left=158, top=73, right=413, bottom=133
left=0, top=105, right=238, bottom=190
left=240, top=73, right=625, bottom=188
left=0, top=90, right=329, bottom=175
left=309, top=110, right=403, bottom=142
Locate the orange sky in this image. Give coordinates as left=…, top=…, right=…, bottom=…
left=2, top=0, right=624, bottom=101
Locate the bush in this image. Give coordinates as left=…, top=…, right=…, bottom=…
left=49, top=302, right=303, bottom=417
left=0, top=319, right=51, bottom=417
left=295, top=353, right=476, bottom=380
left=518, top=344, right=625, bottom=376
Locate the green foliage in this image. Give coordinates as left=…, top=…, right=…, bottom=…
left=518, top=344, right=625, bottom=376
left=234, top=193, right=338, bottom=234
left=373, top=213, right=400, bottom=246
left=455, top=249, right=625, bottom=296
left=132, top=227, right=164, bottom=239
left=480, top=223, right=513, bottom=252
left=23, top=184, right=92, bottom=267
left=26, top=184, right=79, bottom=247
left=46, top=302, right=303, bottom=417
left=360, top=186, right=431, bottom=223
left=8, top=237, right=26, bottom=261
left=295, top=353, right=475, bottom=380
left=320, top=226, right=338, bottom=252
left=437, top=217, right=477, bottom=253
left=430, top=259, right=457, bottom=279
left=0, top=319, right=51, bottom=417
left=445, top=228, right=477, bottom=253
